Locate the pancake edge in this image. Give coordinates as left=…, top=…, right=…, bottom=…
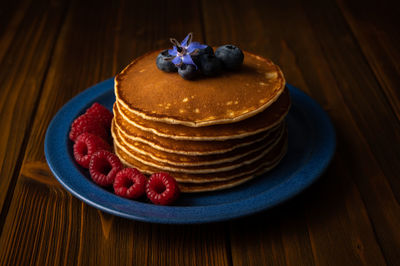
left=114, top=100, right=289, bottom=141
left=115, top=51, right=286, bottom=127
left=113, top=121, right=285, bottom=167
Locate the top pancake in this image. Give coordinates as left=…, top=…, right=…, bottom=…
left=115, top=50, right=286, bottom=127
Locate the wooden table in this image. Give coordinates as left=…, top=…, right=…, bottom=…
left=1, top=0, right=399, bottom=265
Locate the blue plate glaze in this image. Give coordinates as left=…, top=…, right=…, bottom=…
left=45, top=78, right=335, bottom=224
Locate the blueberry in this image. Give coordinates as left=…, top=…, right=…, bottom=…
left=215, top=45, right=244, bottom=70
left=192, top=45, right=214, bottom=66
left=178, top=64, right=198, bottom=80
left=156, top=50, right=177, bottom=72
left=198, top=45, right=214, bottom=56
left=199, top=54, right=222, bottom=76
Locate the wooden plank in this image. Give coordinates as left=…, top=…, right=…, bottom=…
left=202, top=0, right=395, bottom=265
left=0, top=0, right=31, bottom=63
left=303, top=156, right=388, bottom=266
left=336, top=0, right=400, bottom=121
left=300, top=0, right=400, bottom=202
left=0, top=0, right=68, bottom=218
left=298, top=0, right=400, bottom=264
left=229, top=203, right=314, bottom=266
left=253, top=0, right=399, bottom=263
left=201, top=1, right=313, bottom=265
left=0, top=0, right=230, bottom=265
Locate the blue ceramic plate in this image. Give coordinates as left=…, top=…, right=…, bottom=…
left=45, top=78, right=335, bottom=224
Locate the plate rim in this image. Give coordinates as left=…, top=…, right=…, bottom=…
left=45, top=78, right=336, bottom=224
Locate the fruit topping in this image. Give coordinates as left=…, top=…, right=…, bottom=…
left=178, top=64, right=198, bottom=80
left=89, top=150, right=123, bottom=187
left=215, top=44, right=244, bottom=70
left=69, top=113, right=109, bottom=142
left=85, top=103, right=113, bottom=130
left=168, top=32, right=207, bottom=70
left=113, top=168, right=147, bottom=199
left=146, top=172, right=180, bottom=205
left=73, top=133, right=111, bottom=168
left=69, top=104, right=182, bottom=204
left=192, top=45, right=214, bottom=65
left=199, top=54, right=222, bottom=76
left=197, top=45, right=214, bottom=57
left=156, top=33, right=244, bottom=80
left=156, top=49, right=178, bottom=72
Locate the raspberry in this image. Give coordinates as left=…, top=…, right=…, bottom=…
left=146, top=172, right=180, bottom=205
left=73, top=133, right=111, bottom=168
left=85, top=103, right=113, bottom=130
left=69, top=113, right=109, bottom=142
left=113, top=168, right=147, bottom=199
left=89, top=150, right=123, bottom=187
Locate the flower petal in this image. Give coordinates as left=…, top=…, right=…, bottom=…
left=168, top=47, right=177, bottom=56
left=181, top=33, right=192, bottom=47
left=187, top=42, right=208, bottom=53
left=172, top=56, right=182, bottom=65
left=182, top=54, right=197, bottom=69
left=169, top=38, right=181, bottom=48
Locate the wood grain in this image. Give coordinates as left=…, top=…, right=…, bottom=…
left=337, top=0, right=400, bottom=121
left=0, top=0, right=68, bottom=220
left=0, top=0, right=230, bottom=265
left=0, top=0, right=399, bottom=264
left=301, top=0, right=400, bottom=199
left=298, top=1, right=400, bottom=264
left=202, top=0, right=398, bottom=265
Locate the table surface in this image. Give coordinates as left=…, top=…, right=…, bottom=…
left=1, top=0, right=399, bottom=265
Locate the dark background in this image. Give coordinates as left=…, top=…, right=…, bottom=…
left=0, top=0, right=399, bottom=265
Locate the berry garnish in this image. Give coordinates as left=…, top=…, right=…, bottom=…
left=85, top=103, right=113, bottom=130
left=215, top=44, right=244, bottom=70
left=146, top=172, right=180, bottom=205
left=156, top=34, right=245, bottom=79
left=199, top=54, right=222, bottom=76
left=164, top=33, right=207, bottom=70
left=178, top=64, right=198, bottom=80
left=113, top=168, right=147, bottom=199
left=156, top=50, right=178, bottom=72
left=73, top=133, right=111, bottom=168
left=69, top=113, right=109, bottom=142
left=197, top=45, right=214, bottom=56
left=192, top=45, right=214, bottom=65
left=89, top=150, right=123, bottom=187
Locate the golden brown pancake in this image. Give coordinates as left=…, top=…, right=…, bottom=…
left=113, top=121, right=285, bottom=171
left=113, top=121, right=284, bottom=166
left=178, top=157, right=285, bottom=193
left=114, top=129, right=287, bottom=183
left=115, top=87, right=290, bottom=140
left=112, top=49, right=290, bottom=192
left=115, top=50, right=286, bottom=127
left=114, top=108, right=282, bottom=155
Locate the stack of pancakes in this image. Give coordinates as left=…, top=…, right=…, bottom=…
left=112, top=50, right=290, bottom=192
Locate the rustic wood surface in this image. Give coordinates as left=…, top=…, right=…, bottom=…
left=0, top=0, right=399, bottom=265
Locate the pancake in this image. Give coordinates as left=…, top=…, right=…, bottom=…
left=115, top=87, right=290, bottom=140
left=114, top=129, right=288, bottom=183
left=112, top=49, right=290, bottom=193
left=113, top=121, right=284, bottom=166
left=179, top=174, right=255, bottom=192
left=115, top=50, right=285, bottom=127
left=114, top=107, right=283, bottom=155
left=178, top=157, right=285, bottom=192
left=113, top=121, right=285, bottom=171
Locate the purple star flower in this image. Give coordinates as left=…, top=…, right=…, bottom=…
left=168, top=33, right=207, bottom=69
